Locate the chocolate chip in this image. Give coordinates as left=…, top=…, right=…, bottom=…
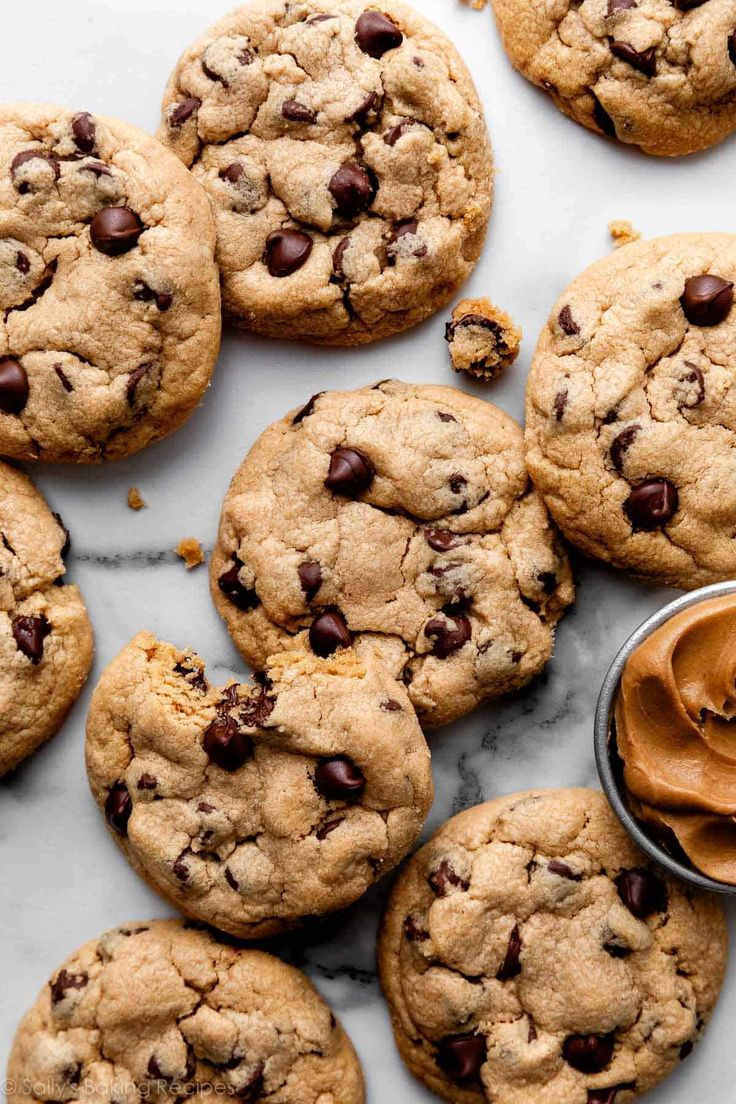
left=173, top=853, right=190, bottom=882
left=562, top=1033, right=615, bottom=1074
left=615, top=867, right=667, bottom=918
left=592, top=94, right=617, bottom=138
left=264, top=228, right=312, bottom=277
left=680, top=1040, right=694, bottom=1061
left=239, top=689, right=276, bottom=728
left=449, top=473, right=467, bottom=498
left=325, top=446, right=374, bottom=496
left=610, top=425, right=639, bottom=471
left=537, top=571, right=557, bottom=595
left=203, top=714, right=254, bottom=772
left=347, top=91, right=380, bottom=123
left=729, top=30, right=736, bottom=65
left=309, top=608, right=353, bottom=656
left=608, top=0, right=637, bottom=10
left=137, top=774, right=158, bottom=790
left=90, top=206, right=144, bottom=256
left=679, top=363, right=705, bottom=408
left=291, top=392, right=323, bottom=426
left=671, top=0, right=706, bottom=7
left=436, top=1034, right=487, bottom=1083
left=437, top=411, right=457, bottom=424
left=425, top=528, right=461, bottom=552
left=428, top=858, right=469, bottom=896
left=548, top=859, right=581, bottom=880
left=11, top=149, right=60, bottom=191
left=50, top=969, right=87, bottom=1005
left=54, top=364, right=73, bottom=393
left=105, top=781, right=132, bottom=835
left=587, top=1091, right=622, bottom=1104
left=624, top=480, right=678, bottom=530
left=12, top=614, right=50, bottom=664
left=609, top=41, right=656, bottom=76
left=425, top=614, right=471, bottom=658
left=328, top=163, right=374, bottom=216
left=237, top=1062, right=265, bottom=1102
left=388, top=218, right=427, bottom=259
left=0, top=357, right=29, bottom=414
left=169, top=98, right=201, bottom=128
left=383, top=118, right=415, bottom=145
left=681, top=274, right=734, bottom=326
left=332, top=237, right=350, bottom=280
left=218, top=560, right=259, bottom=611
left=355, top=10, right=403, bottom=57
left=133, top=280, right=173, bottom=312
left=404, top=913, right=430, bottom=942
left=126, top=363, right=151, bottom=406
left=558, top=305, right=579, bottom=335
left=316, top=817, right=344, bottom=841
left=603, top=939, right=632, bottom=959
left=496, top=926, right=522, bottom=980
left=71, top=112, right=96, bottom=154
left=553, top=390, right=568, bottom=421
left=380, top=698, right=403, bottom=711
left=282, top=99, right=317, bottom=123
left=80, top=161, right=112, bottom=179
left=225, top=867, right=239, bottom=891
left=15, top=251, right=30, bottom=275
left=53, top=513, right=71, bottom=558
left=314, top=756, right=365, bottom=800
left=299, top=560, right=323, bottom=600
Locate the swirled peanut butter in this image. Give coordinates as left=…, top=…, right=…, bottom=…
left=616, top=593, right=736, bottom=884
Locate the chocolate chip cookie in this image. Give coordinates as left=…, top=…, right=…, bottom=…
left=158, top=0, right=493, bottom=345
left=445, top=297, right=521, bottom=381
left=211, top=380, right=573, bottom=729
left=7, top=918, right=365, bottom=1104
left=0, top=461, right=93, bottom=776
left=526, top=232, right=736, bottom=589
left=0, top=103, right=221, bottom=462
left=379, top=788, right=728, bottom=1104
left=491, top=0, right=736, bottom=157
left=85, top=633, right=432, bottom=939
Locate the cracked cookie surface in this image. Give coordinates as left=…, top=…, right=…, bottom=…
left=0, top=103, right=221, bottom=462
left=525, top=232, right=736, bottom=590
left=7, top=918, right=365, bottom=1104
left=211, top=380, right=574, bottom=729
left=491, top=0, right=736, bottom=157
left=158, top=0, right=492, bottom=345
left=378, top=788, right=728, bottom=1104
left=0, top=460, right=93, bottom=776
left=85, top=633, right=432, bottom=939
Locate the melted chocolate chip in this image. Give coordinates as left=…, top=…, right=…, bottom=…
left=50, top=969, right=88, bottom=1005
left=12, top=614, right=50, bottom=663
left=239, top=690, right=276, bottom=728
left=309, top=608, right=353, bottom=656
left=137, top=773, right=158, bottom=791
left=553, top=389, right=568, bottom=422
left=383, top=118, right=415, bottom=145
left=316, top=817, right=344, bottom=840
left=225, top=867, right=239, bottom=891
left=680, top=1040, right=694, bottom=1061
left=173, top=854, right=190, bottom=882
left=54, top=364, right=73, bottom=393
left=71, top=112, right=96, bottom=154
left=615, top=867, right=667, bottom=918
left=293, top=392, right=324, bottom=424
left=558, top=305, right=579, bottom=335
left=15, top=251, right=30, bottom=275
left=0, top=357, right=29, bottom=414
left=609, top=41, right=656, bottom=76
left=299, top=560, right=323, bottom=600
left=679, top=363, right=705, bottom=408
left=537, top=571, right=557, bottom=595
left=380, top=698, right=403, bottom=711
left=218, top=560, right=259, bottom=611
left=425, top=528, right=461, bottom=552
left=324, top=446, right=374, bottom=496
left=203, top=714, right=253, bottom=772
left=428, top=858, right=469, bottom=896
left=90, top=207, right=144, bottom=256
left=624, top=480, right=678, bottom=530
left=681, top=274, right=734, bottom=326
left=592, top=94, right=617, bottom=138
left=53, top=513, right=71, bottom=558
left=264, top=228, right=313, bottom=277
left=436, top=1034, right=487, bottom=1083
left=424, top=614, right=471, bottom=658
left=314, top=756, right=365, bottom=800
left=126, top=363, right=151, bottom=406
left=355, top=10, right=403, bottom=57
left=496, top=925, right=522, bottom=980
left=282, top=99, right=317, bottom=123
left=608, top=0, right=637, bottom=10
left=328, top=163, right=374, bottom=215
left=562, top=1033, right=615, bottom=1074
left=105, top=781, right=132, bottom=835
left=548, top=859, right=581, bottom=880
left=11, top=149, right=60, bottom=191
left=332, top=236, right=350, bottom=279
left=729, top=30, right=736, bottom=66
left=404, top=913, right=430, bottom=941
left=347, top=90, right=380, bottom=123
left=610, top=425, right=640, bottom=471
left=133, top=280, right=173, bottom=312
left=169, top=98, right=201, bottom=128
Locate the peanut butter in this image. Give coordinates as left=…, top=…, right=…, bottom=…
left=616, top=593, right=736, bottom=884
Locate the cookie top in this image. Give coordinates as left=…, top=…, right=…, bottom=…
left=378, top=788, right=728, bottom=1104
left=7, top=918, right=365, bottom=1104
left=491, top=0, right=736, bottom=157
left=210, top=380, right=574, bottom=729
left=158, top=0, right=492, bottom=345
left=0, top=103, right=221, bottom=462
left=525, top=232, right=736, bottom=590
left=0, top=461, right=93, bottom=776
left=85, top=632, right=432, bottom=939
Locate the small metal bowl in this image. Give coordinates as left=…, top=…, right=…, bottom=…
left=595, top=579, right=736, bottom=896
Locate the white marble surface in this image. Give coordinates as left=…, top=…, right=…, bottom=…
left=1, top=0, right=735, bottom=1099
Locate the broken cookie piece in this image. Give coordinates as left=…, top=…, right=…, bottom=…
left=445, top=297, right=521, bottom=381
left=609, top=220, right=641, bottom=249
left=176, top=537, right=204, bottom=569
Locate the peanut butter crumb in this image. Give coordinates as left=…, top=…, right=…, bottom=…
left=127, top=487, right=146, bottom=510
left=609, top=220, right=642, bottom=248
left=176, top=537, right=205, bottom=569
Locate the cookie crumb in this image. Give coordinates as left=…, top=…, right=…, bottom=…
left=609, top=220, right=641, bottom=249
left=463, top=0, right=487, bottom=8
left=127, top=487, right=146, bottom=511
left=176, top=538, right=204, bottom=569
left=445, top=297, right=521, bottom=381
